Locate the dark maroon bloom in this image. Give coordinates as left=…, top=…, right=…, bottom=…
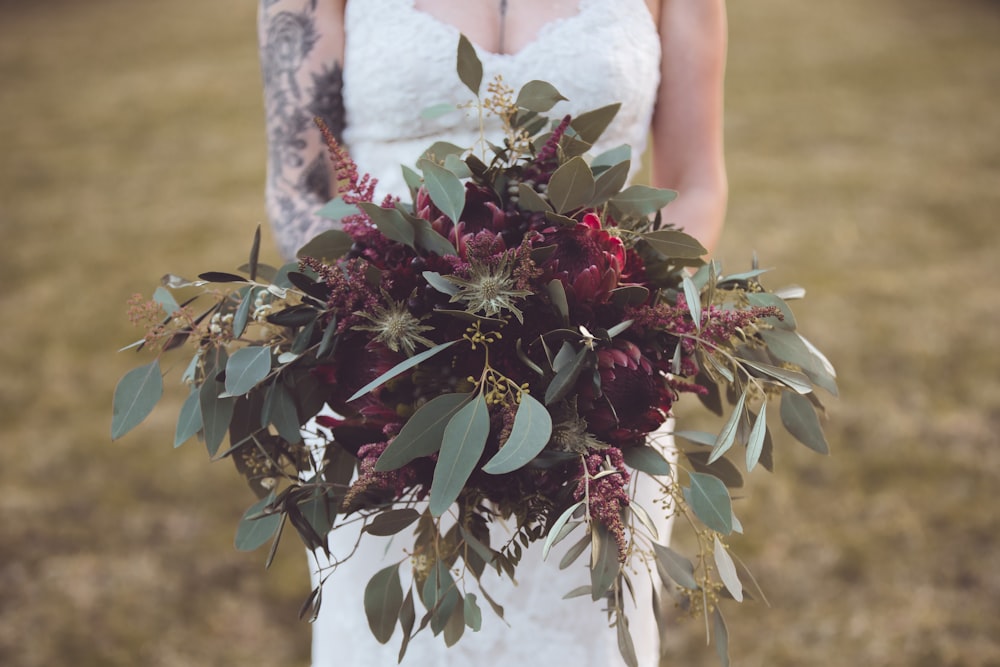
left=541, top=212, right=625, bottom=303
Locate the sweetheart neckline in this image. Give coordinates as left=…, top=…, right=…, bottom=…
left=403, top=0, right=596, bottom=59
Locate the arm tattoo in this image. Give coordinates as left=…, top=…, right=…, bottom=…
left=262, top=6, right=345, bottom=259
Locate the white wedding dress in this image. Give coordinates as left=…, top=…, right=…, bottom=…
left=308, top=1, right=674, bottom=665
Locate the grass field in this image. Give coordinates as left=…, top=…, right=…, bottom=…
left=2, top=0, right=999, bottom=665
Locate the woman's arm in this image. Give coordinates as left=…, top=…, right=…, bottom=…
left=651, top=0, right=728, bottom=254
left=258, top=0, right=346, bottom=261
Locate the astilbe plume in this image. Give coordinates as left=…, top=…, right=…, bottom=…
left=574, top=447, right=631, bottom=562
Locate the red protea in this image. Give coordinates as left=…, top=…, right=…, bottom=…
left=540, top=212, right=626, bottom=303
left=581, top=339, right=673, bottom=447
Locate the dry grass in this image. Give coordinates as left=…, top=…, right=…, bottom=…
left=2, top=0, right=999, bottom=665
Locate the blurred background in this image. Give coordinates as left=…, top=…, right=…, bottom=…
left=2, top=0, right=998, bottom=665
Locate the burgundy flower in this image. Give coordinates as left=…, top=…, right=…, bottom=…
left=541, top=212, right=625, bottom=303
left=581, top=339, right=673, bottom=446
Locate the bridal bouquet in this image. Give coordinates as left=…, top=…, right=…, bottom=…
left=113, top=38, right=835, bottom=666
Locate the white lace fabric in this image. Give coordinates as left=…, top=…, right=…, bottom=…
left=311, top=2, right=672, bottom=665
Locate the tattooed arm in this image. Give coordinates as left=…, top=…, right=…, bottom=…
left=258, top=0, right=346, bottom=261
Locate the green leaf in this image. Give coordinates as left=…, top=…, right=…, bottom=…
left=111, top=360, right=163, bottom=440
left=544, top=345, right=589, bottom=405
left=747, top=292, right=797, bottom=329
left=760, top=328, right=839, bottom=396
left=687, top=472, right=734, bottom=534
left=376, top=393, right=470, bottom=471
left=590, top=159, right=630, bottom=206
left=199, top=371, right=235, bottom=458
left=463, top=593, right=482, bottom=631
left=348, top=340, right=458, bottom=402
left=623, top=445, right=672, bottom=476
left=516, top=182, right=553, bottom=213
left=515, top=80, right=567, bottom=112
left=674, top=430, right=717, bottom=447
left=559, top=534, right=591, bottom=570
left=570, top=103, right=621, bottom=144
left=590, top=523, right=619, bottom=601
left=420, top=102, right=458, bottom=120
left=248, top=224, right=262, bottom=281
left=546, top=156, right=595, bottom=214
left=780, top=392, right=830, bottom=454
left=198, top=271, right=247, bottom=283
left=610, top=185, right=678, bottom=217
left=482, top=393, right=552, bottom=474
left=316, top=196, right=359, bottom=221
left=262, top=381, right=302, bottom=444
left=708, top=389, right=746, bottom=464
left=606, top=319, right=634, bottom=339
left=746, top=401, right=768, bottom=472
left=422, top=270, right=460, bottom=296
left=423, top=559, right=460, bottom=635
left=444, top=153, right=472, bottom=179
left=443, top=598, right=465, bottom=646
left=642, top=229, right=708, bottom=259
left=418, top=158, right=466, bottom=225
left=688, top=451, right=744, bottom=489
left=409, top=214, right=458, bottom=256
left=617, top=615, right=639, bottom=667
left=296, top=228, right=354, bottom=262
left=591, top=144, right=631, bottom=171
left=652, top=542, right=699, bottom=590
left=364, top=508, right=422, bottom=537
left=542, top=501, right=584, bottom=561
left=741, top=358, right=813, bottom=394
left=713, top=537, right=743, bottom=602
left=456, top=34, right=483, bottom=95
left=713, top=608, right=731, bottom=667
left=174, top=387, right=202, bottom=448
left=224, top=347, right=272, bottom=397
left=421, top=141, right=466, bottom=162
left=429, top=394, right=490, bottom=516
left=364, top=565, right=404, bottom=644
left=546, top=279, right=569, bottom=322
left=682, top=275, right=702, bottom=333
left=232, top=286, right=254, bottom=340
left=234, top=493, right=281, bottom=551
left=358, top=202, right=415, bottom=248
left=152, top=286, right=179, bottom=316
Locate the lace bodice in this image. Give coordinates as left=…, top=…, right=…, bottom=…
left=342, top=0, right=661, bottom=198
left=310, top=3, right=672, bottom=666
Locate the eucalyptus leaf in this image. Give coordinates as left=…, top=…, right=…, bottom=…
left=542, top=501, right=584, bottom=561
left=152, top=286, right=179, bottom=316
left=482, top=393, right=552, bottom=474
left=364, top=565, right=404, bottom=644
left=713, top=608, right=731, bottom=667
left=422, top=271, right=460, bottom=296
left=424, top=560, right=460, bottom=635
left=516, top=182, right=552, bottom=212
left=409, top=215, right=458, bottom=256
left=418, top=158, right=467, bottom=225
left=232, top=286, right=255, bottom=339
left=234, top=493, right=281, bottom=551
left=262, top=381, right=302, bottom=444
left=429, top=394, right=490, bottom=516
left=420, top=102, right=458, bottom=120
left=746, top=402, right=768, bottom=472
left=421, top=141, right=466, bottom=162
left=780, top=392, right=830, bottom=454
left=545, top=345, right=588, bottom=405
left=652, top=542, right=699, bottom=590
left=546, top=278, right=569, bottom=323
left=199, top=366, right=235, bottom=457
left=642, top=230, right=708, bottom=259
left=673, top=430, right=717, bottom=447
left=224, top=346, right=272, bottom=397
left=622, top=445, right=672, bottom=476
left=174, top=387, right=202, bottom=448
left=397, top=589, right=416, bottom=662
left=591, top=144, right=631, bottom=171
left=198, top=271, right=248, bottom=284
left=456, top=34, right=483, bottom=95
left=610, top=185, right=677, bottom=217
left=617, top=617, right=639, bottom=667
left=590, top=159, right=630, bottom=206
left=708, top=390, right=747, bottom=464
left=348, top=340, right=458, bottom=402
left=546, top=156, right=595, bottom=214
left=559, top=534, right=591, bottom=570
left=358, top=202, right=415, bottom=248
left=111, top=360, right=164, bottom=440
left=570, top=103, right=621, bottom=144
left=375, top=392, right=470, bottom=471
left=515, top=80, right=567, bottom=112
left=687, top=472, right=734, bottom=534
left=741, top=357, right=813, bottom=394
left=316, top=197, right=360, bottom=222
left=590, top=523, right=619, bottom=601
left=682, top=275, right=702, bottom=333
left=713, top=537, right=743, bottom=602
left=463, top=593, right=482, bottom=631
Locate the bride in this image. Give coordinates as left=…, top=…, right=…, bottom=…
left=257, top=1, right=727, bottom=665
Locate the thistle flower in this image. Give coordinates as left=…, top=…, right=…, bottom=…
left=353, top=293, right=435, bottom=356
left=444, top=250, right=532, bottom=322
